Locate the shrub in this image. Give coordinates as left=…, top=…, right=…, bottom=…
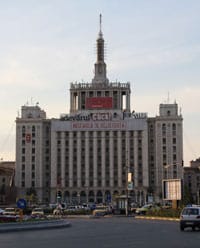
left=146, top=208, right=182, bottom=218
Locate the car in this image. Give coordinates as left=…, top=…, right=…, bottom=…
left=3, top=208, right=18, bottom=216
left=0, top=208, right=5, bottom=215
left=180, top=205, right=200, bottom=231
left=130, top=203, right=139, bottom=213
left=135, top=204, right=160, bottom=215
left=31, top=208, right=45, bottom=218
left=93, top=206, right=111, bottom=216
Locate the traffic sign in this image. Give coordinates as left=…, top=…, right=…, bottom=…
left=17, top=198, right=27, bottom=209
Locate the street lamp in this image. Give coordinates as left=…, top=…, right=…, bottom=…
left=164, top=164, right=171, bottom=179
left=162, top=163, right=183, bottom=209
left=124, top=165, right=133, bottom=216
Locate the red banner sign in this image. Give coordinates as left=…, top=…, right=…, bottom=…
left=86, top=97, right=113, bottom=109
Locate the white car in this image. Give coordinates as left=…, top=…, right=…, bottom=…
left=180, top=205, right=200, bottom=231
left=0, top=208, right=5, bottom=215
left=3, top=208, right=18, bottom=216
left=31, top=208, right=45, bottom=218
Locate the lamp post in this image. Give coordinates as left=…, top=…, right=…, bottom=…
left=125, top=166, right=129, bottom=217
left=163, top=163, right=182, bottom=209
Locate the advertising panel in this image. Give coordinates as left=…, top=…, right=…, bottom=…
left=86, top=97, right=113, bottom=109
left=162, top=179, right=182, bottom=200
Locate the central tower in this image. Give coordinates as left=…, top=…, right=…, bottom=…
left=92, top=14, right=108, bottom=84
left=70, top=14, right=131, bottom=113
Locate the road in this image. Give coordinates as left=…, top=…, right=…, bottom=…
left=1, top=217, right=200, bottom=248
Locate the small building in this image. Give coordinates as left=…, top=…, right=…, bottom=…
left=0, top=161, right=15, bottom=204
left=184, top=158, right=200, bottom=204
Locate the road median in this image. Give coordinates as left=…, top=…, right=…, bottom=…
left=0, top=219, right=71, bottom=233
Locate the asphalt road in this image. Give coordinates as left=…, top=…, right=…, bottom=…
left=1, top=217, right=200, bottom=248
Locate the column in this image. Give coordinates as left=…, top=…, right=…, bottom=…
left=61, top=132, right=65, bottom=188
left=93, top=131, right=97, bottom=188
left=117, top=131, right=122, bottom=188
left=69, top=132, right=73, bottom=188
left=78, top=92, right=81, bottom=111
left=77, top=131, right=81, bottom=188
left=127, top=91, right=130, bottom=112
left=142, top=129, right=149, bottom=188
left=50, top=131, right=57, bottom=202
left=101, top=131, right=106, bottom=188
left=85, top=131, right=89, bottom=187
left=134, top=131, right=138, bottom=188
left=109, top=131, right=114, bottom=188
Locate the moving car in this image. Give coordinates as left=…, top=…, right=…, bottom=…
left=180, top=205, right=200, bottom=231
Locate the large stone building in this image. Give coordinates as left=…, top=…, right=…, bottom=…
left=15, top=16, right=183, bottom=205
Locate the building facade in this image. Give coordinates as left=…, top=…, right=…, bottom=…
left=0, top=161, right=15, bottom=204
left=184, top=158, right=200, bottom=204
left=15, top=17, right=183, bottom=205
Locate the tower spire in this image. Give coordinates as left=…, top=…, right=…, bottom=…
left=92, top=14, right=108, bottom=84
left=98, top=13, right=103, bottom=39
left=100, top=14, right=102, bottom=33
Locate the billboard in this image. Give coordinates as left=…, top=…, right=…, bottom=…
left=86, top=97, right=113, bottom=109
left=162, top=179, right=182, bottom=200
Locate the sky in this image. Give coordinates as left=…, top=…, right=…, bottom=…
left=0, top=0, right=199, bottom=165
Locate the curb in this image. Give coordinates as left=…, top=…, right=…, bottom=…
left=0, top=219, right=71, bottom=233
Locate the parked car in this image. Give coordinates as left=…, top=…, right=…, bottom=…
left=180, top=205, right=200, bottom=231
left=135, top=204, right=160, bottom=215
left=0, top=208, right=5, bottom=215
left=3, top=208, right=19, bottom=216
left=31, top=208, right=45, bottom=218
left=130, top=203, right=139, bottom=213
left=93, top=206, right=111, bottom=216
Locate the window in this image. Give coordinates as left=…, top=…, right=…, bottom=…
left=22, top=172, right=25, bottom=179
left=162, top=124, right=166, bottom=136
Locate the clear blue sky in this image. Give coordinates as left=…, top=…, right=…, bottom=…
left=0, top=0, right=199, bottom=165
